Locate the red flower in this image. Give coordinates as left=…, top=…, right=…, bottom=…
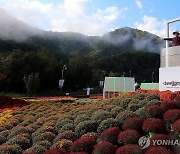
left=172, top=119, right=180, bottom=134
left=163, top=109, right=180, bottom=123
left=100, top=127, right=121, bottom=144
left=70, top=137, right=97, bottom=153
left=145, top=146, right=173, bottom=154
left=142, top=118, right=165, bottom=133
left=150, top=134, right=171, bottom=148
left=145, top=105, right=165, bottom=118
left=116, top=144, right=142, bottom=154
left=122, top=117, right=143, bottom=131
left=118, top=130, right=140, bottom=144
left=93, top=141, right=116, bottom=154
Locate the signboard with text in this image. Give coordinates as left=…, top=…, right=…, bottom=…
left=159, top=67, right=180, bottom=92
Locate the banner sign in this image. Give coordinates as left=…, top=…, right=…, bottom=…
left=159, top=67, right=180, bottom=92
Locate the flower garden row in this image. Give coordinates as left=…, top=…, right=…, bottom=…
left=0, top=92, right=179, bottom=153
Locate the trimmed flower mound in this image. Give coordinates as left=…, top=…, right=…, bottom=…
left=118, top=129, right=140, bottom=145
left=145, top=146, right=173, bottom=154
left=70, top=137, right=97, bottom=153
left=122, top=117, right=143, bottom=131
left=150, top=134, right=171, bottom=148
left=75, top=120, right=98, bottom=137
left=161, top=100, right=177, bottom=110
left=93, top=141, right=116, bottom=154
left=43, top=148, right=66, bottom=154
left=116, top=144, right=142, bottom=154
left=99, top=127, right=121, bottom=144
left=172, top=119, right=180, bottom=134
left=145, top=105, right=165, bottom=118
left=32, top=132, right=55, bottom=143
left=0, top=144, right=23, bottom=154
left=91, top=111, right=113, bottom=124
left=142, top=118, right=166, bottom=133
left=163, top=109, right=180, bottom=123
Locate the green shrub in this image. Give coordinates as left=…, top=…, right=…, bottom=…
left=33, top=132, right=55, bottom=143
left=119, top=98, right=132, bottom=109
left=5, top=135, right=31, bottom=149
left=135, top=107, right=146, bottom=119
left=133, top=93, right=146, bottom=100
left=115, top=111, right=137, bottom=126
left=32, top=126, right=54, bottom=138
left=146, top=99, right=161, bottom=107
left=53, top=130, right=78, bottom=143
left=75, top=120, right=98, bottom=137
left=0, top=126, right=6, bottom=132
left=58, top=124, right=75, bottom=133
left=51, top=139, right=73, bottom=150
left=127, top=103, right=142, bottom=112
left=24, top=145, right=47, bottom=154
left=55, top=118, right=73, bottom=132
left=28, top=123, right=41, bottom=130
left=3, top=123, right=14, bottom=129
left=34, top=140, right=51, bottom=149
left=0, top=130, right=10, bottom=138
left=146, top=93, right=160, bottom=100
left=97, top=118, right=119, bottom=134
left=111, top=107, right=125, bottom=116
left=91, top=111, right=113, bottom=124
left=0, top=145, right=23, bottom=154
left=0, top=135, right=6, bottom=144
left=74, top=114, right=91, bottom=125
left=7, top=126, right=34, bottom=139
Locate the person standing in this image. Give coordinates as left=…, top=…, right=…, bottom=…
left=163, top=30, right=180, bottom=47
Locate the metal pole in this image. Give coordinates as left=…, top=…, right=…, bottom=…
left=166, top=23, right=169, bottom=67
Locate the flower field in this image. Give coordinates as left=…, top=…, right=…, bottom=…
left=0, top=91, right=180, bottom=154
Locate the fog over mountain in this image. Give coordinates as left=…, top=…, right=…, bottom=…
left=0, top=8, right=164, bottom=53
left=0, top=9, right=43, bottom=42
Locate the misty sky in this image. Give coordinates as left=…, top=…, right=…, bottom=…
left=0, top=0, right=180, bottom=37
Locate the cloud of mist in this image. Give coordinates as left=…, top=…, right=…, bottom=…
left=0, top=9, right=43, bottom=42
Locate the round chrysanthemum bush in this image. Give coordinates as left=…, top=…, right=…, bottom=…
left=135, top=107, right=146, bottom=119
left=111, top=106, right=125, bottom=116
left=0, top=135, right=6, bottom=144
left=32, top=132, right=55, bottom=143
left=43, top=148, right=66, bottom=154
left=146, top=93, right=160, bottom=101
left=91, top=111, right=113, bottom=124
left=118, top=129, right=140, bottom=145
left=115, top=111, right=137, bottom=126
left=99, top=127, right=121, bottom=144
left=34, top=140, right=51, bottom=150
left=145, top=105, right=165, bottom=119
left=163, top=109, right=180, bottom=124
left=0, top=144, right=23, bottom=154
left=55, top=118, right=73, bottom=132
left=58, top=123, right=75, bottom=133
left=81, top=132, right=98, bottom=140
left=53, top=130, right=78, bottom=143
left=92, top=141, right=116, bottom=154
left=172, top=119, right=180, bottom=134
left=116, top=144, right=143, bottom=154
left=97, top=118, right=119, bottom=134
left=146, top=99, right=161, bottom=108
left=145, top=146, right=173, bottom=154
left=122, top=117, right=143, bottom=131
left=24, top=145, right=48, bottom=154
left=133, top=93, right=146, bottom=100
left=51, top=139, right=73, bottom=150
left=142, top=118, right=166, bottom=133
left=70, top=137, right=97, bottom=153
left=5, top=134, right=31, bottom=149
left=74, top=114, right=91, bottom=126
left=161, top=100, right=177, bottom=111
left=127, top=103, right=142, bottom=112
left=75, top=120, right=98, bottom=137
left=32, top=126, right=54, bottom=138
left=150, top=134, right=171, bottom=148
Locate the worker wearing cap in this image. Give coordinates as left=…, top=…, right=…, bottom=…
left=163, top=30, right=180, bottom=46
